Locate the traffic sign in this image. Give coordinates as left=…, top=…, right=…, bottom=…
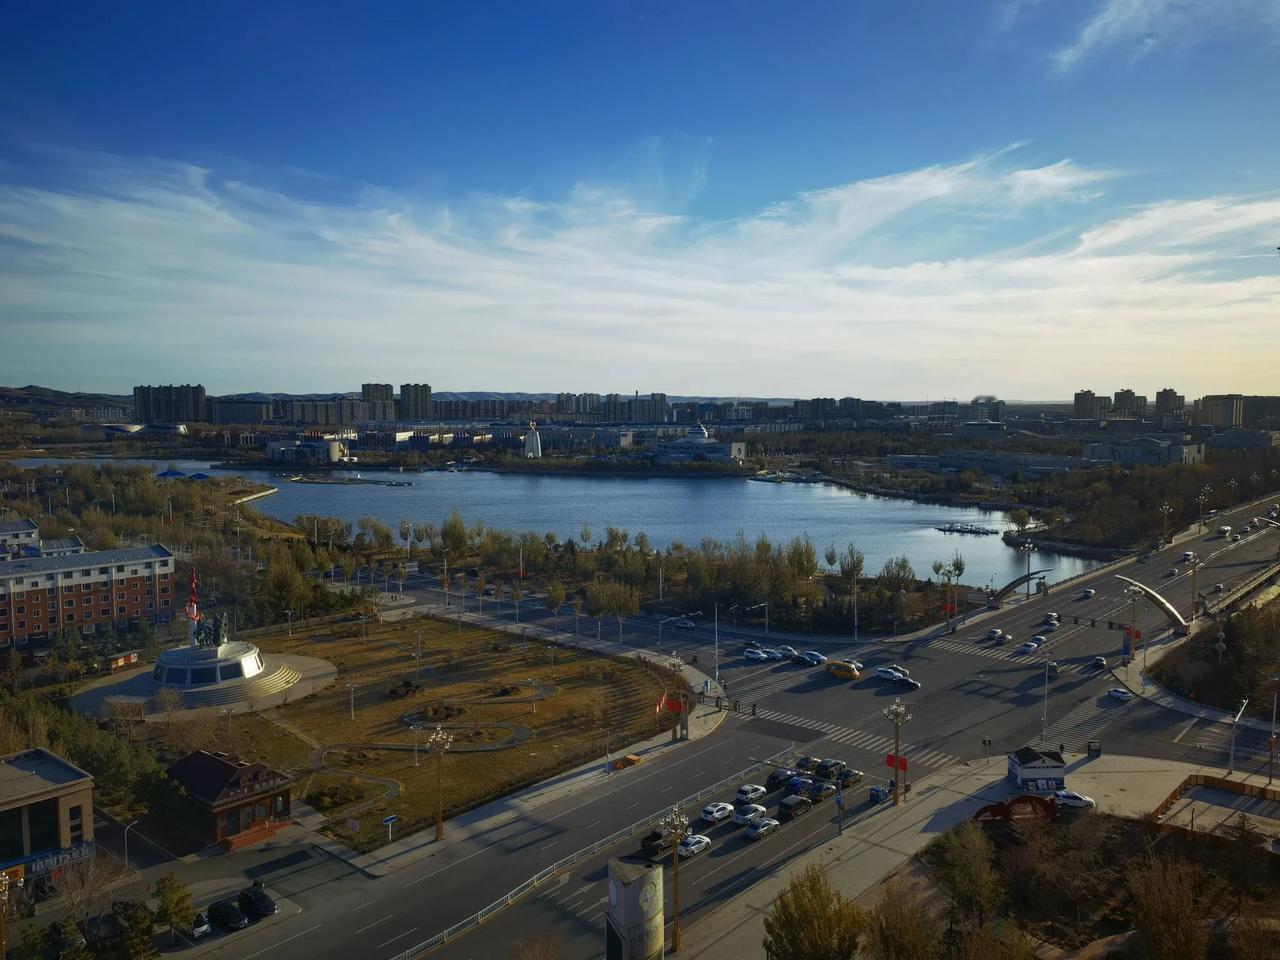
left=885, top=753, right=908, bottom=771
left=382, top=815, right=399, bottom=825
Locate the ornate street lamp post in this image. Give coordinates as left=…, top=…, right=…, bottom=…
left=883, top=698, right=912, bottom=806
left=427, top=724, right=454, bottom=841
left=659, top=805, right=691, bottom=951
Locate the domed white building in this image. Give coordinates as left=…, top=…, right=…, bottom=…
left=523, top=421, right=542, bottom=459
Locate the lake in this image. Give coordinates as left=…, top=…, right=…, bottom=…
left=15, top=457, right=1102, bottom=589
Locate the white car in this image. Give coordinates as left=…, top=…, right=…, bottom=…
left=1032, top=634, right=1047, bottom=644
left=1213, top=583, right=1224, bottom=593
left=1108, top=687, right=1134, bottom=702
left=735, top=783, right=766, bottom=803
left=744, top=648, right=768, bottom=662
left=1044, top=613, right=1059, bottom=624
left=1018, top=641, right=1040, bottom=654
left=732, top=803, right=767, bottom=825
left=744, top=817, right=780, bottom=841
left=1182, top=551, right=1196, bottom=562
left=888, top=664, right=911, bottom=677
left=985, top=628, right=1004, bottom=640
left=776, top=645, right=799, bottom=658
left=1053, top=790, right=1096, bottom=809
left=762, top=648, right=785, bottom=661
left=874, top=667, right=904, bottom=681
left=802, top=651, right=828, bottom=665
left=1081, top=588, right=1096, bottom=599
left=678, top=834, right=711, bottom=858
left=702, top=802, right=734, bottom=825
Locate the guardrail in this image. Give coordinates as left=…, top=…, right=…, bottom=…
left=393, top=746, right=793, bottom=959
left=1205, top=561, right=1280, bottom=618
left=1050, top=551, right=1136, bottom=594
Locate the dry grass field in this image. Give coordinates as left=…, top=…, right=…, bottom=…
left=245, top=613, right=675, bottom=851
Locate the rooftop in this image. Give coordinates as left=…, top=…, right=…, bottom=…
left=0, top=519, right=39, bottom=536
left=0, top=544, right=173, bottom=579
left=0, top=749, right=93, bottom=806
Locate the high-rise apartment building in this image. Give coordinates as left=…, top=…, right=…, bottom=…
left=361, top=383, right=394, bottom=404
left=1154, top=388, right=1184, bottom=417
left=1194, top=394, right=1243, bottom=430
left=1072, top=389, right=1110, bottom=420
left=133, top=384, right=208, bottom=423
left=1111, top=389, right=1148, bottom=419
left=399, top=383, right=433, bottom=421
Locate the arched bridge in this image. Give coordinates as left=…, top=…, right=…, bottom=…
left=1114, top=575, right=1188, bottom=632
left=991, top=569, right=1054, bottom=606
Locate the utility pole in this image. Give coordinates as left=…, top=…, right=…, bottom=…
left=713, top=602, right=719, bottom=685
left=1228, top=699, right=1248, bottom=774
left=1270, top=675, right=1280, bottom=786
left=884, top=698, right=911, bottom=806
left=346, top=683, right=356, bottom=720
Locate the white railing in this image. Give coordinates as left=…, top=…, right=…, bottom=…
left=392, top=746, right=792, bottom=959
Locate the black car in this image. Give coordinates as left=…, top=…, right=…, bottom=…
left=807, top=780, right=837, bottom=802
left=238, top=886, right=278, bottom=920
left=778, top=795, right=813, bottom=821
left=789, top=653, right=811, bottom=665
left=48, top=920, right=87, bottom=957
left=765, top=767, right=798, bottom=790
left=208, top=899, right=250, bottom=931
left=794, top=756, right=820, bottom=772
left=814, top=758, right=845, bottom=779
left=84, top=914, right=125, bottom=953
left=893, top=677, right=923, bottom=691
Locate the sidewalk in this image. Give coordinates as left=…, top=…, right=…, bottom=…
left=678, top=753, right=1264, bottom=957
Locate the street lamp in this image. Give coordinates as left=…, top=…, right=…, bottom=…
left=659, top=805, right=690, bottom=952
left=1159, top=502, right=1173, bottom=544
left=883, top=698, right=912, bottom=806
left=285, top=609, right=292, bottom=637
left=427, top=724, right=454, bottom=841
left=1227, top=478, right=1239, bottom=506
left=1197, top=486, right=1212, bottom=532
left=1269, top=675, right=1280, bottom=786
left=412, top=723, right=426, bottom=767
left=747, top=601, right=769, bottom=635
left=123, top=819, right=139, bottom=869
left=1019, top=542, right=1034, bottom=600
left=346, top=683, right=357, bottom=721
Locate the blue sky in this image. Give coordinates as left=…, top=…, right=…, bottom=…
left=2, top=0, right=1278, bottom=398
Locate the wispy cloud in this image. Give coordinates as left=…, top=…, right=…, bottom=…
left=0, top=147, right=1276, bottom=397
left=1051, top=0, right=1280, bottom=71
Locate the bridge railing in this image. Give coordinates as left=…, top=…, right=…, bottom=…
left=392, top=745, right=793, bottom=959
left=1204, top=561, right=1280, bottom=618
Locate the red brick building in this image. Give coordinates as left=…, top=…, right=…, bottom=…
left=0, top=544, right=176, bottom=647
left=166, top=750, right=293, bottom=844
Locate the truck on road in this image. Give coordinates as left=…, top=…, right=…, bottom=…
left=640, top=815, right=689, bottom=857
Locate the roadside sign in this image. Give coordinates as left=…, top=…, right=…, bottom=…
left=382, top=815, right=399, bottom=825
left=885, top=754, right=908, bottom=771
left=897, top=756, right=908, bottom=771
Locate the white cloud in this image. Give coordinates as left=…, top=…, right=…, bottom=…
left=0, top=147, right=1277, bottom=398
left=1052, top=0, right=1280, bottom=71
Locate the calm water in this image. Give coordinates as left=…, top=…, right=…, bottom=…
left=16, top=457, right=1101, bottom=589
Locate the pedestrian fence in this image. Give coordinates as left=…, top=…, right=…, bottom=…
left=1204, top=561, right=1280, bottom=618
left=392, top=745, right=793, bottom=959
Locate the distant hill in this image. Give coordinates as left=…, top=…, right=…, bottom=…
left=0, top=385, right=132, bottom=415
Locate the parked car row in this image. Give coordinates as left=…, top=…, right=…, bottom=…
left=674, top=761, right=872, bottom=859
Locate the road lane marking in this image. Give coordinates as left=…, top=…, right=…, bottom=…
left=355, top=914, right=394, bottom=934
left=378, top=928, right=418, bottom=948
left=1173, top=718, right=1199, bottom=743
left=625, top=802, right=639, bottom=810
left=583, top=820, right=601, bottom=831
left=540, top=840, right=558, bottom=850
left=352, top=901, right=375, bottom=911
left=239, top=923, right=324, bottom=960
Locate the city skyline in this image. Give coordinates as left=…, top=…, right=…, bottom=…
left=2, top=2, right=1279, bottom=395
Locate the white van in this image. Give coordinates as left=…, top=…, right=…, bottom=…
left=1217, top=525, right=1232, bottom=537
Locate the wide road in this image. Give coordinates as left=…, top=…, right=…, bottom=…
left=190, top=497, right=1279, bottom=960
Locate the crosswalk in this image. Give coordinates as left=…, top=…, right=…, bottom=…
left=913, top=635, right=1101, bottom=674
left=750, top=707, right=962, bottom=769
left=1177, top=718, right=1274, bottom=763
left=1043, top=698, right=1129, bottom=753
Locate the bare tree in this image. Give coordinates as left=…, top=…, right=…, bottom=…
left=1128, top=857, right=1208, bottom=960
left=933, top=821, right=1002, bottom=927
